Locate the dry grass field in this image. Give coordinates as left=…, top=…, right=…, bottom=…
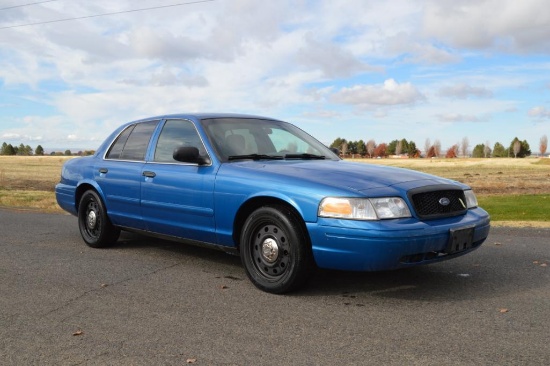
left=0, top=156, right=73, bottom=212
left=1, top=156, right=549, bottom=225
left=356, top=157, right=550, bottom=196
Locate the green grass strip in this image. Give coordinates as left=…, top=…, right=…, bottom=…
left=478, top=194, right=550, bottom=222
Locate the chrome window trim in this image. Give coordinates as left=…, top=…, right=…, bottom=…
left=103, top=120, right=159, bottom=161
left=150, top=118, right=213, bottom=167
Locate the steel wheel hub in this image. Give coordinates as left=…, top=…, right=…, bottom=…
left=251, top=224, right=291, bottom=278
left=261, top=238, right=279, bottom=263
left=87, top=210, right=97, bottom=229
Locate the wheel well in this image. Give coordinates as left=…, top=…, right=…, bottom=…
left=75, top=184, right=96, bottom=211
left=233, top=197, right=310, bottom=251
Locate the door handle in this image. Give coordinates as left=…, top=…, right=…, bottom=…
left=142, top=171, right=156, bottom=178
left=99, top=168, right=108, bottom=174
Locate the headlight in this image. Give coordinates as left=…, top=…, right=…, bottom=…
left=369, top=197, right=412, bottom=219
left=464, top=190, right=478, bottom=208
left=319, top=197, right=411, bottom=220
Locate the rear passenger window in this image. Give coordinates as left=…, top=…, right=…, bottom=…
left=106, top=121, right=158, bottom=161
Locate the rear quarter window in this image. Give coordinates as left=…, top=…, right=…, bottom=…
left=106, top=121, right=159, bottom=161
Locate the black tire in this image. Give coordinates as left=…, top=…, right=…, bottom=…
left=78, top=190, right=120, bottom=248
left=240, top=205, right=313, bottom=294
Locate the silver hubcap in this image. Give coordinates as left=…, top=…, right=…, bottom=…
left=87, top=210, right=97, bottom=229
left=261, top=238, right=279, bottom=263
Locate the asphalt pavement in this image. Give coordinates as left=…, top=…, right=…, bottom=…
left=1, top=208, right=549, bottom=365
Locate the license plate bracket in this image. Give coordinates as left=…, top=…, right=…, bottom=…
left=446, top=226, right=474, bottom=254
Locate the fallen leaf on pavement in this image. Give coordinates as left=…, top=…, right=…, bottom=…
left=186, top=358, right=197, bottom=364
left=73, top=330, right=84, bottom=336
left=499, top=308, right=509, bottom=313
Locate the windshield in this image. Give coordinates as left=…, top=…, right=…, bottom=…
left=201, top=118, right=340, bottom=162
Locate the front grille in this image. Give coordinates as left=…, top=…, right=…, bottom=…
left=409, top=186, right=467, bottom=219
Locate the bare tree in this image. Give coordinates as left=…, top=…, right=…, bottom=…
left=395, top=140, right=403, bottom=156
left=341, top=142, right=348, bottom=157
left=366, top=139, right=376, bottom=158
left=513, top=140, right=521, bottom=158
left=540, top=135, right=548, bottom=157
left=433, top=139, right=442, bottom=157
left=484, top=141, right=491, bottom=158
left=424, top=138, right=431, bottom=157
left=461, top=137, right=469, bottom=157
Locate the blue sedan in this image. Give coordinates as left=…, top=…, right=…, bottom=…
left=56, top=113, right=490, bottom=293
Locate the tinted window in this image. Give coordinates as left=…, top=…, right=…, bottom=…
left=201, top=118, right=339, bottom=161
left=118, top=121, right=158, bottom=161
left=105, top=125, right=134, bottom=159
left=154, top=119, right=207, bottom=163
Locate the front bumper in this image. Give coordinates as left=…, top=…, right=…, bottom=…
left=307, top=208, right=490, bottom=271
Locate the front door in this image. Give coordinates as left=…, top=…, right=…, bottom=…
left=140, top=119, right=217, bottom=243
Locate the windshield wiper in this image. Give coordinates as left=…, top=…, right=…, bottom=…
left=228, top=154, right=284, bottom=161
left=284, top=153, right=326, bottom=160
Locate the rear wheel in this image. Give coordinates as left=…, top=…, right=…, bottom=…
left=240, top=205, right=312, bottom=294
left=78, top=190, right=120, bottom=248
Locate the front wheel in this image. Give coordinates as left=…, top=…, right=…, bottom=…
left=78, top=190, right=120, bottom=248
left=240, top=205, right=313, bottom=294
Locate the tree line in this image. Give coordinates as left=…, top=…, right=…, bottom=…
left=0, top=142, right=95, bottom=156
left=330, top=135, right=548, bottom=158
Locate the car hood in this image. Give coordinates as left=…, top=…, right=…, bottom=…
left=225, top=160, right=455, bottom=193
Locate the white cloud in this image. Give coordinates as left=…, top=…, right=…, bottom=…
left=436, top=113, right=487, bottom=123
left=528, top=106, right=550, bottom=119
left=296, top=33, right=380, bottom=78
left=422, top=0, right=550, bottom=53
left=332, top=79, right=425, bottom=107
left=438, top=83, right=493, bottom=99
left=386, top=33, right=461, bottom=65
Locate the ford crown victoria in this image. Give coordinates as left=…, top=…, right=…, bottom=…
left=56, top=114, right=490, bottom=293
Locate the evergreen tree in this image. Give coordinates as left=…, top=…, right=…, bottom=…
left=356, top=140, right=366, bottom=157
left=35, top=145, right=44, bottom=155
left=492, top=142, right=507, bottom=157
left=472, top=144, right=485, bottom=158
left=330, top=137, right=347, bottom=150
left=508, top=137, right=531, bottom=158
left=387, top=139, right=399, bottom=155
left=408, top=141, right=420, bottom=158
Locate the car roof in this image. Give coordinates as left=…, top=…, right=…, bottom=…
left=131, top=113, right=284, bottom=124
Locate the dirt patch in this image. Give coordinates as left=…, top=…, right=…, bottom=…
left=1, top=178, right=56, bottom=192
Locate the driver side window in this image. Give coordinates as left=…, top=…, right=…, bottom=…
left=153, top=119, right=206, bottom=163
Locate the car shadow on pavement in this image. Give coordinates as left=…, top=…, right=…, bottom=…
left=108, top=231, right=545, bottom=303
left=112, top=231, right=243, bottom=267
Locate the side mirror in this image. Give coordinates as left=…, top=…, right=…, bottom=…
left=173, top=146, right=211, bottom=165
left=329, top=147, right=340, bottom=156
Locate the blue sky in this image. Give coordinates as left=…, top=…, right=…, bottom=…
left=0, top=0, right=549, bottom=153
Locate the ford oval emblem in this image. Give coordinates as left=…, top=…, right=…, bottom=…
left=439, top=197, right=451, bottom=206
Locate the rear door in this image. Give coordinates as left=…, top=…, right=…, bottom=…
left=140, top=119, right=217, bottom=242
left=95, top=120, right=159, bottom=229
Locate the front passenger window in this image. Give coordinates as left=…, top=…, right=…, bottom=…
left=154, top=119, right=207, bottom=163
